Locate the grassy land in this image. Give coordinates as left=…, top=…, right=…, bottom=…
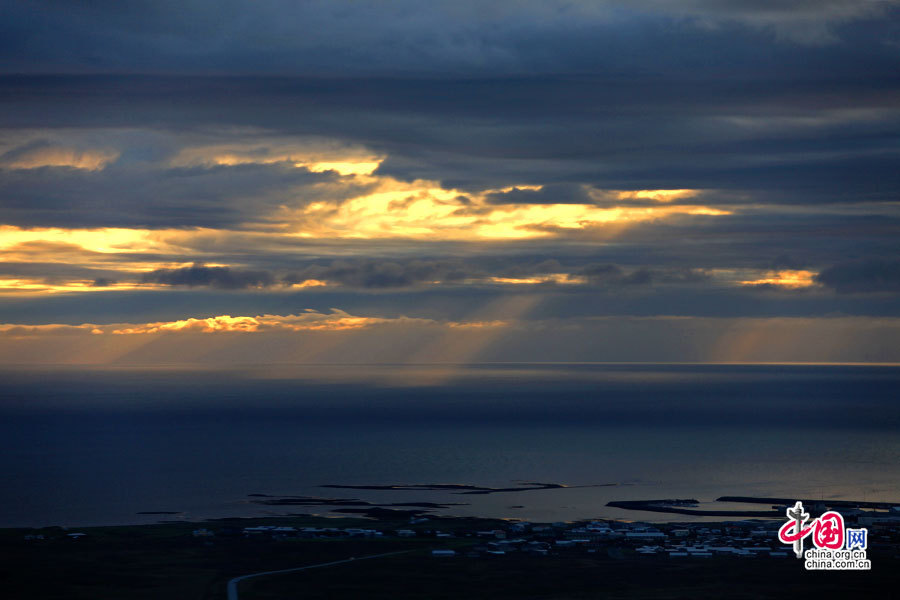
left=1, top=517, right=895, bottom=599
left=0, top=517, right=432, bottom=599
left=243, top=553, right=897, bottom=600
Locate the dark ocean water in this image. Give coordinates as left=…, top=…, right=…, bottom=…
left=1, top=364, right=898, bottom=527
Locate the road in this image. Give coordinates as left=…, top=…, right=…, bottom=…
left=226, top=550, right=411, bottom=600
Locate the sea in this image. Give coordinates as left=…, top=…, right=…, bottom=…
left=1, top=363, right=898, bottom=527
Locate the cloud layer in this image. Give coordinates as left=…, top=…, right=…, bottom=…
left=3, top=1, right=898, bottom=74
left=0, top=2, right=898, bottom=363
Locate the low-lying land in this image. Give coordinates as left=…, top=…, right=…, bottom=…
left=3, top=513, right=897, bottom=599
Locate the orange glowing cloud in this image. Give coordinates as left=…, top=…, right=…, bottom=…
left=615, top=189, right=698, bottom=202
left=0, top=323, right=105, bottom=336
left=109, top=312, right=393, bottom=334
left=284, top=180, right=729, bottom=240
left=0, top=226, right=188, bottom=256
left=0, top=310, right=512, bottom=338
left=0, top=146, right=119, bottom=170
left=739, top=270, right=817, bottom=288
left=169, top=139, right=383, bottom=176
left=486, top=274, right=586, bottom=285
left=0, top=278, right=157, bottom=294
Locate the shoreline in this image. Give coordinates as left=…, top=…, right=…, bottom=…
left=8, top=491, right=899, bottom=530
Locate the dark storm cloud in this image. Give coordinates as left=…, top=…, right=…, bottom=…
left=578, top=264, right=710, bottom=286
left=90, top=277, right=116, bottom=287
left=815, top=260, right=900, bottom=294
left=0, top=261, right=125, bottom=284
left=0, top=161, right=350, bottom=228
left=0, top=251, right=718, bottom=294
left=585, top=212, right=900, bottom=272
left=372, top=118, right=900, bottom=195
left=281, top=258, right=712, bottom=289
left=484, top=184, right=592, bottom=205
left=141, top=264, right=275, bottom=290
left=2, top=1, right=897, bottom=75
left=283, top=259, right=475, bottom=289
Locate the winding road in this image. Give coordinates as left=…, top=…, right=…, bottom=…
left=226, top=550, right=411, bottom=600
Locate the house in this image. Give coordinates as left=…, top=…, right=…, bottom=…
left=243, top=526, right=276, bottom=535
left=345, top=528, right=379, bottom=537
left=625, top=532, right=666, bottom=539
left=192, top=528, right=214, bottom=537
left=273, top=527, right=296, bottom=534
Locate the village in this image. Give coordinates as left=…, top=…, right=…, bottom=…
left=180, top=509, right=900, bottom=561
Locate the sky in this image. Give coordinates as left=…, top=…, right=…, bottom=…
left=1, top=0, right=899, bottom=365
